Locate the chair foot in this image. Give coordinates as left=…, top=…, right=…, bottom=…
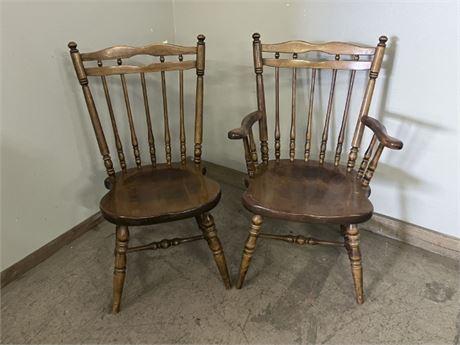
left=344, top=224, right=364, bottom=304
left=197, top=213, right=231, bottom=289
left=112, top=225, right=129, bottom=314
left=236, top=215, right=263, bottom=289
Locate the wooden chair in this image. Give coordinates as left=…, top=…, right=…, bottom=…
left=68, top=35, right=230, bottom=314
left=229, top=33, right=403, bottom=304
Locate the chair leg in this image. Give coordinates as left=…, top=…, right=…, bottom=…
left=344, top=224, right=364, bottom=304
left=196, top=213, right=231, bottom=289
left=112, top=225, right=129, bottom=314
left=236, top=215, right=263, bottom=289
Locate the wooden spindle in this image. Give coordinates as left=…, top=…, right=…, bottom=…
left=120, top=64, right=141, bottom=167
left=68, top=42, right=115, bottom=177
left=140, top=72, right=156, bottom=166
left=243, top=137, right=255, bottom=177
left=179, top=54, right=186, bottom=164
left=274, top=52, right=280, bottom=161
left=194, top=34, right=205, bottom=166
left=248, top=128, right=258, bottom=163
left=362, top=143, right=384, bottom=187
left=335, top=64, right=357, bottom=166
left=99, top=61, right=127, bottom=170
left=160, top=56, right=172, bottom=165
left=253, top=33, right=268, bottom=164
left=304, top=68, right=317, bottom=162
left=347, top=36, right=387, bottom=172
left=289, top=53, right=298, bottom=162
left=319, top=61, right=338, bottom=164
left=357, top=135, right=377, bottom=178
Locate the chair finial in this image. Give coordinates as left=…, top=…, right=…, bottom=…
left=252, top=33, right=261, bottom=42
left=197, top=34, right=205, bottom=43
left=68, top=41, right=78, bottom=52
left=378, top=36, right=388, bottom=46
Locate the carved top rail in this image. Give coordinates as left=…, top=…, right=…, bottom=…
left=262, top=40, right=375, bottom=55
left=85, top=60, right=196, bottom=76
left=80, top=43, right=197, bottom=61
left=262, top=58, right=371, bottom=70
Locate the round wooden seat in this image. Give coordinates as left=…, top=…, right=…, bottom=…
left=242, top=159, right=373, bottom=224
left=100, top=164, right=221, bottom=226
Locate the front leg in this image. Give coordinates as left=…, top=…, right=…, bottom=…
left=112, top=225, right=129, bottom=313
left=236, top=215, right=263, bottom=289
left=344, top=224, right=364, bottom=304
left=196, top=213, right=231, bottom=289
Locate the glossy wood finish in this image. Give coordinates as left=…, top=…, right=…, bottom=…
left=362, top=116, right=404, bottom=149
left=236, top=215, right=263, bottom=289
left=100, top=164, right=221, bottom=225
left=242, top=160, right=373, bottom=224
left=80, top=43, right=197, bottom=61
left=140, top=72, right=156, bottom=166
left=345, top=224, right=364, bottom=304
left=113, top=225, right=129, bottom=313
left=229, top=34, right=403, bottom=304
left=261, top=40, right=375, bottom=55
left=196, top=213, right=231, bottom=289
left=68, top=36, right=230, bottom=313
left=259, top=233, right=344, bottom=246
left=304, top=68, right=316, bottom=162
left=263, top=58, right=372, bottom=70
left=347, top=36, right=388, bottom=172
left=85, top=60, right=196, bottom=76
left=334, top=68, right=356, bottom=166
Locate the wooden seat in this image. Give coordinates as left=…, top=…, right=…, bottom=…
left=242, top=160, right=373, bottom=224
left=229, top=33, right=403, bottom=305
left=68, top=35, right=230, bottom=314
left=101, top=164, right=221, bottom=226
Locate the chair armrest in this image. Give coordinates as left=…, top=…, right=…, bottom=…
left=228, top=110, right=263, bottom=139
left=361, top=116, right=403, bottom=150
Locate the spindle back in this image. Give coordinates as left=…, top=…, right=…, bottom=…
left=251, top=33, right=387, bottom=171
left=68, top=35, right=206, bottom=177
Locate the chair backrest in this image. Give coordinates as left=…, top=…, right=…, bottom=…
left=68, top=35, right=206, bottom=177
left=251, top=33, right=387, bottom=171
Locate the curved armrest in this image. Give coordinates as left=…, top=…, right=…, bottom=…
left=228, top=111, right=263, bottom=139
left=361, top=116, right=403, bottom=150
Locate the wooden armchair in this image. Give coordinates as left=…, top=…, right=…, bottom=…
left=229, top=33, right=403, bottom=304
left=68, top=35, right=230, bottom=313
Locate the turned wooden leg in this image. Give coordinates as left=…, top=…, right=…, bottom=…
left=236, top=215, right=263, bottom=289
left=344, top=224, right=364, bottom=304
left=112, top=225, right=129, bottom=314
left=196, top=213, right=231, bottom=289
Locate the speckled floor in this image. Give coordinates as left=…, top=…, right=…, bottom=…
left=1, top=168, right=459, bottom=344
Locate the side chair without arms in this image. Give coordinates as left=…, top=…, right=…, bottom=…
left=68, top=35, right=231, bottom=313
left=228, top=33, right=403, bottom=304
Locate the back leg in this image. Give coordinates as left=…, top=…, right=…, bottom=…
left=196, top=213, right=231, bottom=289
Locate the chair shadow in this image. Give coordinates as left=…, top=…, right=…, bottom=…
left=358, top=35, right=452, bottom=299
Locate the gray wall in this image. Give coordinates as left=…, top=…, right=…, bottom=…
left=1, top=0, right=175, bottom=270
left=1, top=0, right=458, bottom=271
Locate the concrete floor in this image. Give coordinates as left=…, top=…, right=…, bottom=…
left=1, top=178, right=459, bottom=344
